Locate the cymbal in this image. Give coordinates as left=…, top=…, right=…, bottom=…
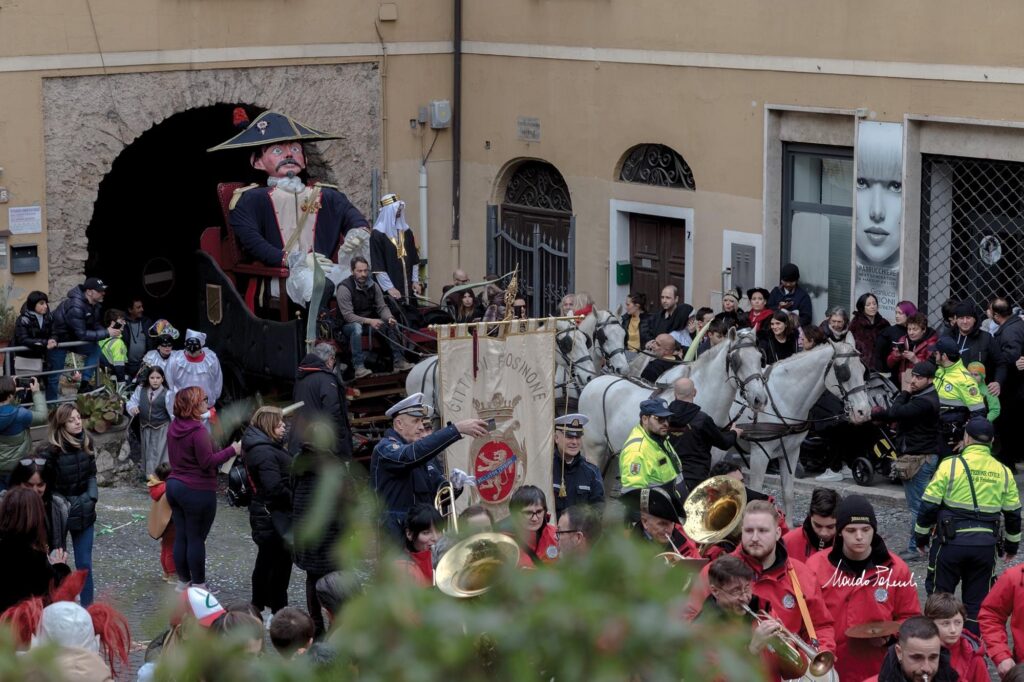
left=845, top=621, right=900, bottom=639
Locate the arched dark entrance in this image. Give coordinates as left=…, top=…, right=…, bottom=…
left=488, top=160, right=574, bottom=317
left=85, top=104, right=330, bottom=331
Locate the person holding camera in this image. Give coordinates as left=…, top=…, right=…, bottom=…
left=48, top=277, right=121, bottom=400
left=0, top=376, right=47, bottom=492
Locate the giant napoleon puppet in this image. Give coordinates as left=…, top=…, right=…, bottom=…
left=208, top=110, right=372, bottom=305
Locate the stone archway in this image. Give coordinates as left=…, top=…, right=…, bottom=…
left=43, top=63, right=381, bottom=298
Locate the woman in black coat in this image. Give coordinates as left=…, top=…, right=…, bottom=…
left=44, top=403, right=98, bottom=607
left=243, top=406, right=293, bottom=618
left=13, top=291, right=56, bottom=359
left=0, top=487, right=70, bottom=613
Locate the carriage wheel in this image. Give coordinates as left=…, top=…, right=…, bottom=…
left=851, top=457, right=874, bottom=487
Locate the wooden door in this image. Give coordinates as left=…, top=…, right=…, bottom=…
left=629, top=215, right=686, bottom=311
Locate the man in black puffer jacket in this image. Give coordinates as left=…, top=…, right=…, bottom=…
left=289, top=342, right=351, bottom=638
left=47, top=277, right=120, bottom=400
left=667, top=377, right=743, bottom=492
left=944, top=300, right=994, bottom=375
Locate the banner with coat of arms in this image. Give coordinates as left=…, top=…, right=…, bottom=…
left=436, top=320, right=556, bottom=520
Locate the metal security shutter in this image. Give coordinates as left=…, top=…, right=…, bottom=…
left=919, top=154, right=1024, bottom=324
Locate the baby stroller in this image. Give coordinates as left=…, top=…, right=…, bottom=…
left=798, top=372, right=899, bottom=486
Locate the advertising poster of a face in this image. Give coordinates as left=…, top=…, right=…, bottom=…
left=854, top=121, right=903, bottom=319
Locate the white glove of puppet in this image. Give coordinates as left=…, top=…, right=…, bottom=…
left=339, top=227, right=370, bottom=254
left=450, top=468, right=477, bottom=489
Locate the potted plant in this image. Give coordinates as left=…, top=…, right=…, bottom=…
left=75, top=370, right=126, bottom=434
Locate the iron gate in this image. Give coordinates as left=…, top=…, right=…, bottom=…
left=486, top=161, right=575, bottom=317
left=919, top=154, right=1024, bottom=323
left=487, top=205, right=575, bottom=317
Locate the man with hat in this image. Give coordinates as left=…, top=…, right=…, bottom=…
left=622, top=484, right=698, bottom=557
left=371, top=393, right=488, bottom=541
left=767, top=263, right=812, bottom=327
left=932, top=336, right=986, bottom=451
left=915, top=415, right=1021, bottom=634
left=209, top=110, right=371, bottom=302
left=370, top=193, right=420, bottom=317
left=140, top=320, right=179, bottom=374
left=805, top=495, right=921, bottom=682
left=552, top=413, right=604, bottom=518
left=619, top=398, right=687, bottom=503
left=47, top=276, right=121, bottom=400
left=871, top=360, right=941, bottom=561
left=947, top=300, right=994, bottom=374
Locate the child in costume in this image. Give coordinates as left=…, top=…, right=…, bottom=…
left=147, top=462, right=176, bottom=584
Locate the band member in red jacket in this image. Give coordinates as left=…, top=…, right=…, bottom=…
left=505, top=485, right=559, bottom=566
left=805, top=495, right=921, bottom=682
left=924, top=592, right=988, bottom=682
left=687, top=500, right=836, bottom=679
left=979, top=562, right=1024, bottom=677
left=782, top=488, right=839, bottom=563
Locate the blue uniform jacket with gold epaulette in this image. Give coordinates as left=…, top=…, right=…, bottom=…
left=371, top=425, right=462, bottom=540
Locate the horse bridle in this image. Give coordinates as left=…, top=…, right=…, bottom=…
left=825, top=348, right=869, bottom=407
left=726, top=332, right=767, bottom=404
left=555, top=327, right=597, bottom=393
left=591, top=313, right=627, bottom=371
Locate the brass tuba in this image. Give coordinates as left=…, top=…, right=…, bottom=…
left=683, top=475, right=747, bottom=555
left=434, top=533, right=522, bottom=598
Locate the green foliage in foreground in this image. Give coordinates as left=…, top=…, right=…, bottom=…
left=1, top=464, right=767, bottom=681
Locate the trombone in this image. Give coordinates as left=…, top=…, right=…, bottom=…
left=741, top=605, right=836, bottom=681
left=434, top=481, right=459, bottom=534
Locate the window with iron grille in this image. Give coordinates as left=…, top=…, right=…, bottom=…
left=919, top=154, right=1024, bottom=325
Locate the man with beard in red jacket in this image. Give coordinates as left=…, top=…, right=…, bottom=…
left=979, top=562, right=1024, bottom=678
left=687, top=500, right=836, bottom=680
left=782, top=488, right=840, bottom=563
left=805, top=495, right=921, bottom=682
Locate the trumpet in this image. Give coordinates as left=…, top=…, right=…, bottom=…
left=434, top=481, right=459, bottom=534
left=742, top=605, right=836, bottom=681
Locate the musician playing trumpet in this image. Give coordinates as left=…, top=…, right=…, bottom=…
left=805, top=495, right=921, bottom=681
left=687, top=501, right=836, bottom=681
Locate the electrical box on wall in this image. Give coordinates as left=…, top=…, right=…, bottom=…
left=10, top=245, right=39, bottom=274
left=429, top=100, right=452, bottom=129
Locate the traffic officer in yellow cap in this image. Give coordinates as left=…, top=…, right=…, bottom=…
left=933, top=336, right=986, bottom=453
left=371, top=392, right=488, bottom=542
left=915, top=416, right=1022, bottom=634
left=619, top=399, right=686, bottom=503
left=552, top=413, right=604, bottom=518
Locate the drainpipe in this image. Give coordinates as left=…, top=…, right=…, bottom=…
left=451, top=0, right=462, bottom=241
left=419, top=163, right=429, bottom=279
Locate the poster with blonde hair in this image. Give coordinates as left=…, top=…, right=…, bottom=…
left=854, top=121, right=904, bottom=319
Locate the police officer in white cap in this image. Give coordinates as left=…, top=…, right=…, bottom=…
left=371, top=392, right=488, bottom=541
left=552, top=414, right=604, bottom=518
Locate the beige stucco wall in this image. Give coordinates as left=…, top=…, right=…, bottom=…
left=6, top=0, right=1024, bottom=313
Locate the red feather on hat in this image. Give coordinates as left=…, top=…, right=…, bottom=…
left=233, top=107, right=250, bottom=129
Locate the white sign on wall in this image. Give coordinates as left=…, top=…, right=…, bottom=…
left=8, top=206, right=42, bottom=235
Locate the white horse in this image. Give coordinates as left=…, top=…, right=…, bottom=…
left=405, top=322, right=595, bottom=417
left=580, top=309, right=631, bottom=376
left=739, top=333, right=873, bottom=521
left=578, top=328, right=768, bottom=494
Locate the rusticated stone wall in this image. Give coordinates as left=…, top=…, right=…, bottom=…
left=43, top=62, right=380, bottom=296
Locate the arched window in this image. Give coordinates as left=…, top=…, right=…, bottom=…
left=503, top=160, right=573, bottom=212
left=618, top=144, right=695, bottom=190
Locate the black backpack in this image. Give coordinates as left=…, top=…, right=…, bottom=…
left=226, top=457, right=254, bottom=507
